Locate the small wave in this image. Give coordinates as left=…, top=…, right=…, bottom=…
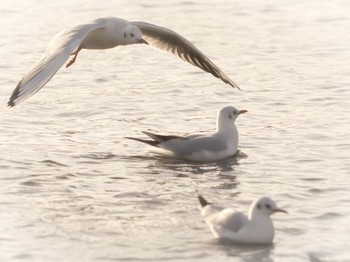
left=19, top=181, right=41, bottom=187
left=77, top=152, right=118, bottom=160
left=41, top=159, right=67, bottom=167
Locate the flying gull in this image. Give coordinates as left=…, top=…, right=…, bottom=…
left=8, top=17, right=239, bottom=107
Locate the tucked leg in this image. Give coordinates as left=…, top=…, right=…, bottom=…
left=66, top=47, right=82, bottom=68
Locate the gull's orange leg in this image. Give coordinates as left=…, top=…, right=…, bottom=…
left=66, top=47, right=82, bottom=68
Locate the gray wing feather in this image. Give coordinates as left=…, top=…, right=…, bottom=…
left=143, top=131, right=187, bottom=143
left=218, top=209, right=249, bottom=232
left=125, top=131, right=187, bottom=148
left=131, top=21, right=239, bottom=90
left=161, top=135, right=227, bottom=157
left=208, top=208, right=248, bottom=233
left=8, top=19, right=107, bottom=107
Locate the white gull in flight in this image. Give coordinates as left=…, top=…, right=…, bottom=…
left=126, top=106, right=247, bottom=162
left=8, top=17, right=239, bottom=107
left=198, top=195, right=287, bottom=244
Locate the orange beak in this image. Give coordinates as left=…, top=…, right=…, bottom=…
left=138, top=38, right=149, bottom=45
left=238, top=109, right=248, bottom=115
left=273, top=208, right=288, bottom=214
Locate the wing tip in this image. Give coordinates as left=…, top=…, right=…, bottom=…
left=124, top=135, right=159, bottom=147
left=222, top=76, right=240, bottom=90
left=232, top=82, right=241, bottom=91
left=142, top=130, right=154, bottom=137
left=7, top=101, right=15, bottom=107
left=142, top=131, right=161, bottom=142
left=8, top=94, right=18, bottom=107
left=8, top=79, right=24, bottom=107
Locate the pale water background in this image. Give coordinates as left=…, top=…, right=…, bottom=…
left=0, top=0, right=349, bottom=261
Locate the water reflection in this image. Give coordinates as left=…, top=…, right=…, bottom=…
left=2, top=0, right=349, bottom=260
left=120, top=151, right=248, bottom=192
left=215, top=239, right=273, bottom=262
left=125, top=150, right=247, bottom=175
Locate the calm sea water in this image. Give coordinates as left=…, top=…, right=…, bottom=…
left=1, top=0, right=349, bottom=261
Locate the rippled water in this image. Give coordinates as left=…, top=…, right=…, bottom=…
left=1, top=0, right=349, bottom=261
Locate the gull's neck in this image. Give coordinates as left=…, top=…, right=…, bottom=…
left=215, top=120, right=238, bottom=153
left=216, top=120, right=238, bottom=139
left=217, top=116, right=236, bottom=131
left=248, top=210, right=275, bottom=242
left=249, top=209, right=274, bottom=231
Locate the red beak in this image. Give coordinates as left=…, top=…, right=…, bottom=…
left=273, top=208, right=288, bottom=214
left=238, top=109, right=248, bottom=115
left=138, top=38, right=149, bottom=45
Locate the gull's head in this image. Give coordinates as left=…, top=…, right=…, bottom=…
left=217, top=106, right=247, bottom=131
left=123, top=25, right=148, bottom=45
left=218, top=106, right=247, bottom=123
left=250, top=197, right=287, bottom=218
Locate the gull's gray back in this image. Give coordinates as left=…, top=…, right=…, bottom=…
left=216, top=209, right=249, bottom=233
left=160, top=134, right=228, bottom=157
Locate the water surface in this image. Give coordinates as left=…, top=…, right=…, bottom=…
left=0, top=0, right=349, bottom=261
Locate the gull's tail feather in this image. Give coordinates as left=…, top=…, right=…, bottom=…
left=198, top=195, right=210, bottom=208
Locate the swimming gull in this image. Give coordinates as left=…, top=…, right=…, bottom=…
left=198, top=195, right=287, bottom=244
left=126, top=106, right=247, bottom=162
left=8, top=17, right=239, bottom=107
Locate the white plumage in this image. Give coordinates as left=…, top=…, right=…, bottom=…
left=198, top=195, right=287, bottom=244
left=8, top=17, right=239, bottom=107
left=126, top=106, right=247, bottom=162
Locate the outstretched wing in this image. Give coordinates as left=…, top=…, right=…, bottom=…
left=8, top=18, right=107, bottom=107
left=131, top=21, right=239, bottom=90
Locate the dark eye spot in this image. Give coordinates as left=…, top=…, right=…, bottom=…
left=265, top=204, right=271, bottom=209
left=257, top=204, right=261, bottom=209
left=124, top=32, right=127, bottom=38
left=233, top=110, right=237, bottom=115
left=130, top=33, right=134, bottom=37
left=228, top=114, right=232, bottom=119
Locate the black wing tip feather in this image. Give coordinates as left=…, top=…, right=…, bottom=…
left=227, top=80, right=241, bottom=90
left=135, top=21, right=241, bottom=91
left=124, top=136, right=159, bottom=147
left=143, top=131, right=187, bottom=142
left=8, top=81, right=23, bottom=107
left=142, top=131, right=158, bottom=138
left=186, top=51, right=241, bottom=91
left=198, top=195, right=210, bottom=207
left=7, top=100, right=15, bottom=107
left=8, top=93, right=18, bottom=107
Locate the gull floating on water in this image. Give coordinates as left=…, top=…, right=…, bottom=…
left=126, top=106, right=247, bottom=162
left=8, top=17, right=239, bottom=107
left=198, top=195, right=287, bottom=244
